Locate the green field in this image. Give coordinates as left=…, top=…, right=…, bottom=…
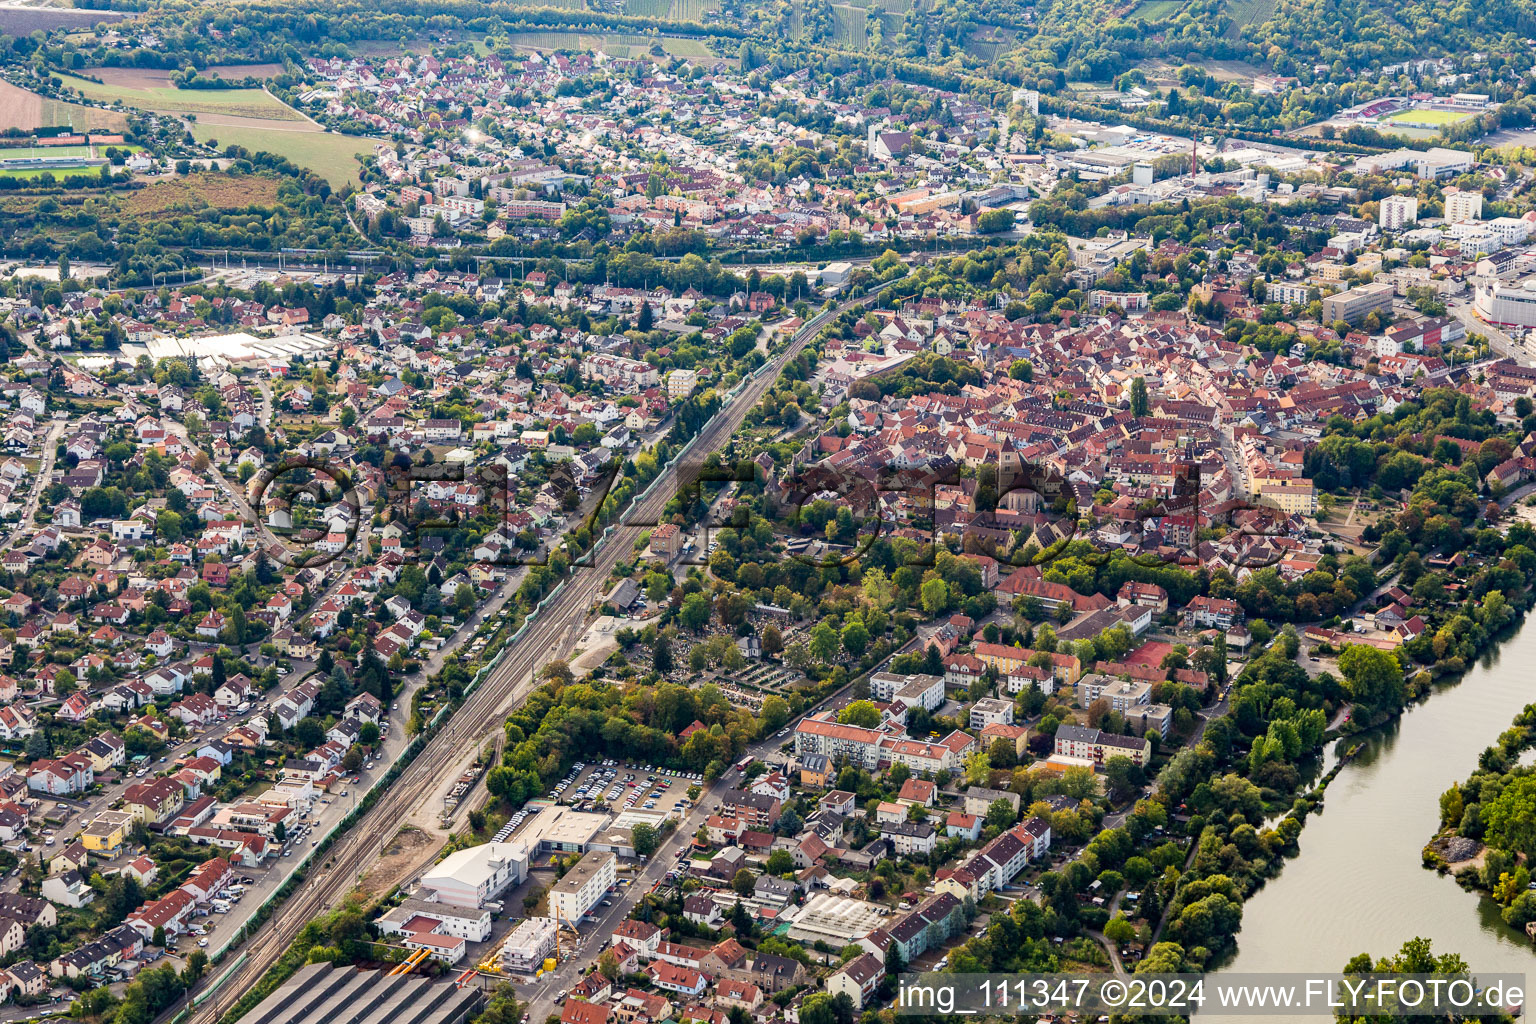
left=1129, top=0, right=1184, bottom=18
left=56, top=74, right=304, bottom=122
left=1385, top=108, right=1476, bottom=126
left=189, top=124, right=374, bottom=187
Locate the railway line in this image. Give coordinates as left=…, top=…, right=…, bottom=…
left=181, top=284, right=888, bottom=1024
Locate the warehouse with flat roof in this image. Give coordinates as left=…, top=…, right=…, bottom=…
left=785, top=892, right=888, bottom=945
left=243, top=962, right=482, bottom=1024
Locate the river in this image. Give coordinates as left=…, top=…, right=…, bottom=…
left=1202, top=617, right=1536, bottom=1016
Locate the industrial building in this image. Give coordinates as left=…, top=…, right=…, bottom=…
left=500, top=916, right=559, bottom=972
left=784, top=893, right=888, bottom=945
left=144, top=331, right=334, bottom=374
left=242, top=962, right=483, bottom=1024
left=517, top=804, right=612, bottom=854
left=376, top=899, right=492, bottom=943
left=420, top=841, right=529, bottom=908
left=548, top=849, right=617, bottom=923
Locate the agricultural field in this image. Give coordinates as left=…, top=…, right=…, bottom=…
left=0, top=81, right=127, bottom=133
left=1129, top=0, right=1184, bottom=19
left=668, top=0, right=719, bottom=20
left=189, top=124, right=375, bottom=187
left=624, top=0, right=674, bottom=16
left=90, top=65, right=286, bottom=88
left=506, top=31, right=714, bottom=56
left=964, top=26, right=1020, bottom=60
left=0, top=6, right=124, bottom=35
left=1223, top=0, right=1277, bottom=35
left=830, top=4, right=868, bottom=46
left=120, top=173, right=282, bottom=217
left=58, top=72, right=305, bottom=123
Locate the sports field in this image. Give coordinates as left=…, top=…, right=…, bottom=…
left=1383, top=108, right=1477, bottom=126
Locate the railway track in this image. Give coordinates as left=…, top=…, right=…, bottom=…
left=185, top=286, right=883, bottom=1024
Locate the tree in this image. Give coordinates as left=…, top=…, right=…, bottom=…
left=1338, top=644, right=1404, bottom=715
left=840, top=620, right=870, bottom=659
left=838, top=700, right=882, bottom=728
left=761, top=695, right=790, bottom=733
left=153, top=925, right=167, bottom=948
left=1103, top=756, right=1144, bottom=802
left=1485, top=775, right=1536, bottom=860
left=762, top=625, right=784, bottom=659
left=477, top=984, right=525, bottom=1024
left=800, top=993, right=838, bottom=1024
left=767, top=849, right=795, bottom=874
left=598, top=949, right=621, bottom=981
left=920, top=578, right=950, bottom=615
left=632, top=822, right=661, bottom=858
left=809, top=621, right=840, bottom=663
left=679, top=593, right=711, bottom=631
left=1130, top=377, right=1149, bottom=418
left=1104, top=914, right=1136, bottom=945
left=732, top=868, right=755, bottom=896
left=183, top=950, right=208, bottom=985
left=985, top=798, right=1016, bottom=830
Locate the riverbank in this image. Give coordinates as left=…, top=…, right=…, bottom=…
left=1420, top=665, right=1536, bottom=930
left=1201, top=613, right=1536, bottom=1017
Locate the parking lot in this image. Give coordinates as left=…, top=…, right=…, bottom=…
left=553, top=760, right=701, bottom=817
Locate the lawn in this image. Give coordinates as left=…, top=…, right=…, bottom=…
left=56, top=74, right=304, bottom=122
left=189, top=124, right=375, bottom=187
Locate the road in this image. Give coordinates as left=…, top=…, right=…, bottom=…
left=1447, top=297, right=1534, bottom=368
left=176, top=285, right=890, bottom=1024
left=2, top=420, right=64, bottom=551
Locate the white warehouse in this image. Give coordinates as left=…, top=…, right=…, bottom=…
left=420, top=841, right=530, bottom=909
